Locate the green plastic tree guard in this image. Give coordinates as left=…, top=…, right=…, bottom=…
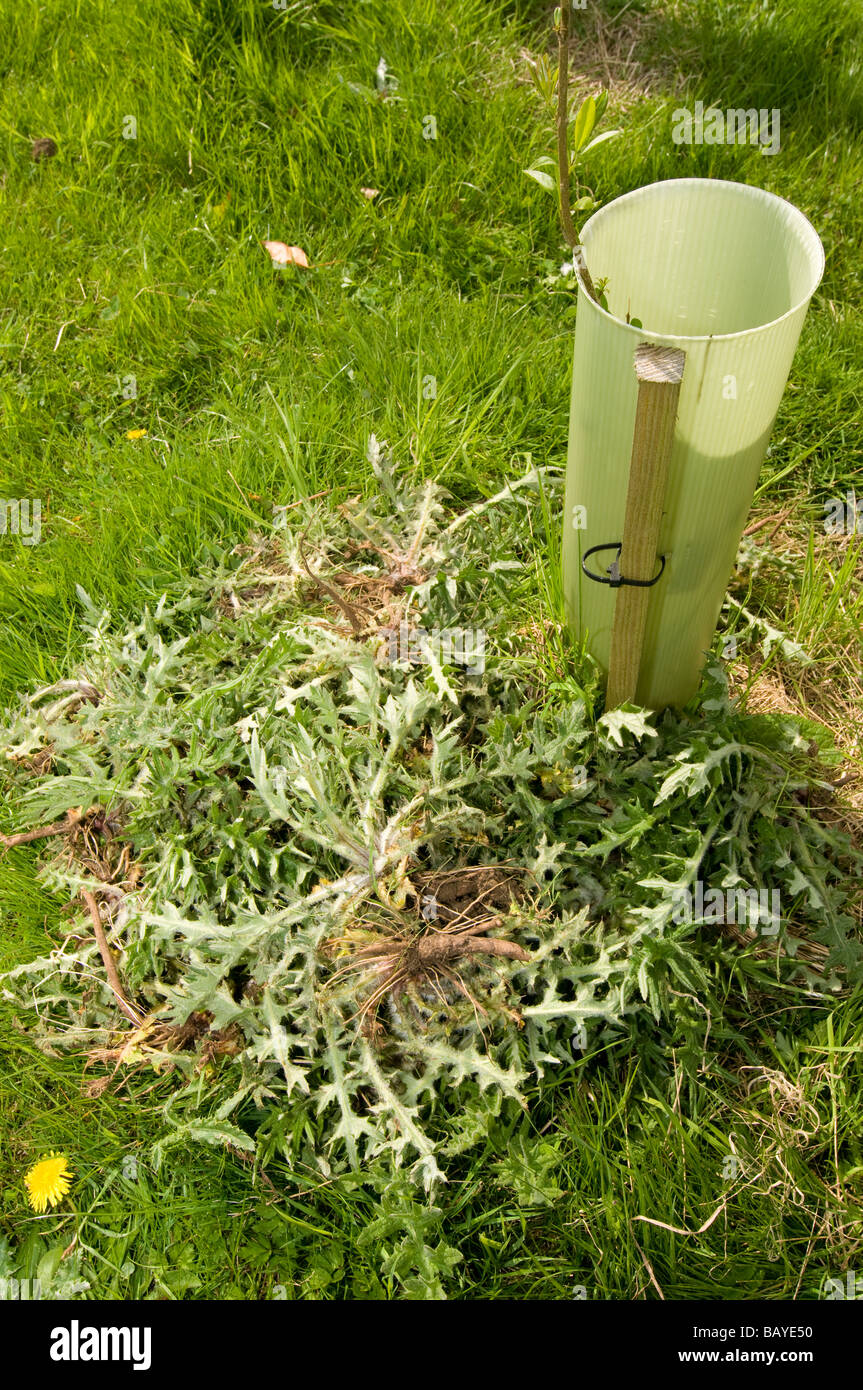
left=562, top=178, right=825, bottom=709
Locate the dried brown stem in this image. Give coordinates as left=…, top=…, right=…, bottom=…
left=0, top=808, right=84, bottom=851
left=297, top=535, right=365, bottom=636
left=81, top=889, right=142, bottom=1025
left=742, top=508, right=793, bottom=539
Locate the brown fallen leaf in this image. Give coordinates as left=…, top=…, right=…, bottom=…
left=262, top=240, right=310, bottom=268
left=32, top=137, right=58, bottom=161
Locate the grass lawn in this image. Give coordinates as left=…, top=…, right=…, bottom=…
left=1, top=0, right=862, bottom=1301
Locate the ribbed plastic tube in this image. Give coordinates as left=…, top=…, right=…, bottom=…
left=562, top=178, right=824, bottom=708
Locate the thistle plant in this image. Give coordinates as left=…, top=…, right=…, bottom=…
left=1, top=450, right=860, bottom=1207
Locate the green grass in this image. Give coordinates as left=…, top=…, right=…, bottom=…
left=1, top=0, right=862, bottom=1299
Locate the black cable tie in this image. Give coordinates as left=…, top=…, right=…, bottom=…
left=581, top=542, right=666, bottom=589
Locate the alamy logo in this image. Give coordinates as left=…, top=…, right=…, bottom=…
left=0, top=1277, right=42, bottom=1300
left=671, top=101, right=780, bottom=156
left=823, top=1271, right=861, bottom=1300
left=671, top=881, right=780, bottom=935
left=384, top=621, right=486, bottom=675
left=0, top=498, right=41, bottom=545
left=823, top=492, right=862, bottom=535
left=50, top=1320, right=151, bottom=1370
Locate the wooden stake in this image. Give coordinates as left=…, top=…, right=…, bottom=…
left=605, top=343, right=686, bottom=709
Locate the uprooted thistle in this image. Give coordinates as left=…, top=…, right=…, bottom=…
left=322, top=866, right=532, bottom=1038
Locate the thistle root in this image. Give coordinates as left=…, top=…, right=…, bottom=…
left=81, top=889, right=142, bottom=1026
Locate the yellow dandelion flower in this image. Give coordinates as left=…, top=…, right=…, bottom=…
left=125, top=428, right=148, bottom=440
left=24, top=1153, right=73, bottom=1213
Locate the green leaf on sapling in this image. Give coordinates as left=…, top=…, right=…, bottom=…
left=572, top=95, right=597, bottom=154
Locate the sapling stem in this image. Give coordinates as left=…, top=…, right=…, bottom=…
left=556, top=2, right=599, bottom=303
